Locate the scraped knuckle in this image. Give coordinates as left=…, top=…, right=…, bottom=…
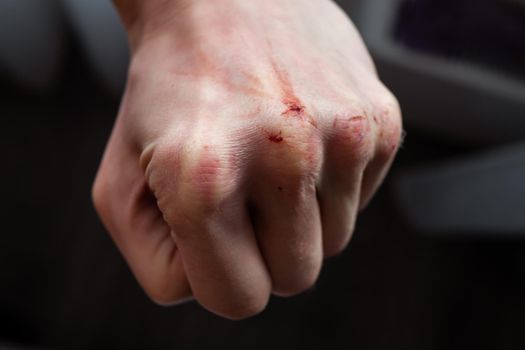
left=148, top=137, right=242, bottom=218
left=332, top=113, right=371, bottom=145
left=373, top=89, right=403, bottom=157
left=186, top=150, right=238, bottom=206
left=331, top=110, right=374, bottom=163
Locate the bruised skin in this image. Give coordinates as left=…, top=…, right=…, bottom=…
left=94, top=0, right=402, bottom=319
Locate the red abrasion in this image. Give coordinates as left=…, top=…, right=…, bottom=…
left=333, top=116, right=368, bottom=144
left=288, top=104, right=303, bottom=113
left=192, top=150, right=223, bottom=199
left=267, top=129, right=284, bottom=143
left=270, top=59, right=307, bottom=118
left=388, top=124, right=403, bottom=153
left=268, top=134, right=284, bottom=143
left=194, top=157, right=221, bottom=184
left=282, top=98, right=306, bottom=117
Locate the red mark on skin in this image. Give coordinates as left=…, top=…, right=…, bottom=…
left=194, top=157, right=221, bottom=184
left=287, top=104, right=303, bottom=113
left=376, top=105, right=403, bottom=154
left=270, top=58, right=311, bottom=120
left=192, top=148, right=223, bottom=200
left=388, top=125, right=403, bottom=154
left=333, top=115, right=368, bottom=144
left=268, top=133, right=284, bottom=143
left=282, top=98, right=305, bottom=117
left=277, top=186, right=283, bottom=192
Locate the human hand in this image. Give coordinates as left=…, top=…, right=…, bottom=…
left=93, top=0, right=402, bottom=319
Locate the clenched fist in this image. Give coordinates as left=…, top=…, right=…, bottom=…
left=93, top=0, right=402, bottom=319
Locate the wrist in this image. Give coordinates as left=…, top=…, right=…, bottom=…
left=113, top=0, right=197, bottom=49
left=114, top=0, right=300, bottom=51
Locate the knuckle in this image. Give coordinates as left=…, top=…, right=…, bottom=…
left=144, top=142, right=182, bottom=194
left=181, top=146, right=240, bottom=210
left=372, top=90, right=404, bottom=157
left=147, top=139, right=241, bottom=219
left=330, top=113, right=374, bottom=163
left=382, top=123, right=403, bottom=157
left=332, top=114, right=371, bottom=145
left=264, top=126, right=323, bottom=180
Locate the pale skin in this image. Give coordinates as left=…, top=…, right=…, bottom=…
left=93, top=0, right=402, bottom=320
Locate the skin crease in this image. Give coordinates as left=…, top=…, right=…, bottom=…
left=93, top=0, right=403, bottom=320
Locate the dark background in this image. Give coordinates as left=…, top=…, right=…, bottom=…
left=1, top=0, right=525, bottom=349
